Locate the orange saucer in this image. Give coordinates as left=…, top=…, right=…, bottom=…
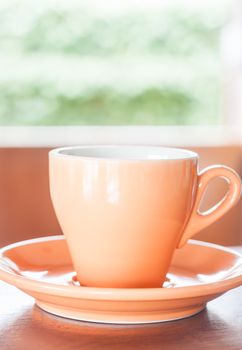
left=0, top=236, right=241, bottom=324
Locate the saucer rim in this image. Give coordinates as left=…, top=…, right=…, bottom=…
left=0, top=235, right=241, bottom=301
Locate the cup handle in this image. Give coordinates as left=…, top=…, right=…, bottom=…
left=177, top=165, right=242, bottom=248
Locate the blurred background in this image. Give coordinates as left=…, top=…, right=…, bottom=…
left=0, top=0, right=242, bottom=247
left=0, top=0, right=236, bottom=126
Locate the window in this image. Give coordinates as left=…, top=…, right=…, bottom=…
left=0, top=0, right=232, bottom=126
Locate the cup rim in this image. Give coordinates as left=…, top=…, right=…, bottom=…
left=49, top=145, right=198, bottom=161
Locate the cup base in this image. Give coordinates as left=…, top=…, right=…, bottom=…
left=72, top=274, right=174, bottom=288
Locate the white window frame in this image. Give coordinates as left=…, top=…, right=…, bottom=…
left=221, top=0, right=242, bottom=128
left=0, top=125, right=240, bottom=148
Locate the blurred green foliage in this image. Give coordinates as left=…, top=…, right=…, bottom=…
left=0, top=0, right=227, bottom=125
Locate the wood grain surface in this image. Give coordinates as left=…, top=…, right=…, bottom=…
left=0, top=247, right=242, bottom=350
left=0, top=282, right=241, bottom=350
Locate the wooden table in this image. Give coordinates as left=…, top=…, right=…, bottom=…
left=1, top=248, right=242, bottom=350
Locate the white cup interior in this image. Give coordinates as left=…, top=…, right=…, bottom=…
left=51, top=146, right=197, bottom=160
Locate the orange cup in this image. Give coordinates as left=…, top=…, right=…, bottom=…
left=49, top=145, right=241, bottom=288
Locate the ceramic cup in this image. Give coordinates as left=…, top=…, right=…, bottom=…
left=49, top=145, right=241, bottom=288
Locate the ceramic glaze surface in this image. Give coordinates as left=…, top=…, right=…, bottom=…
left=0, top=236, right=241, bottom=324
left=49, top=146, right=241, bottom=288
